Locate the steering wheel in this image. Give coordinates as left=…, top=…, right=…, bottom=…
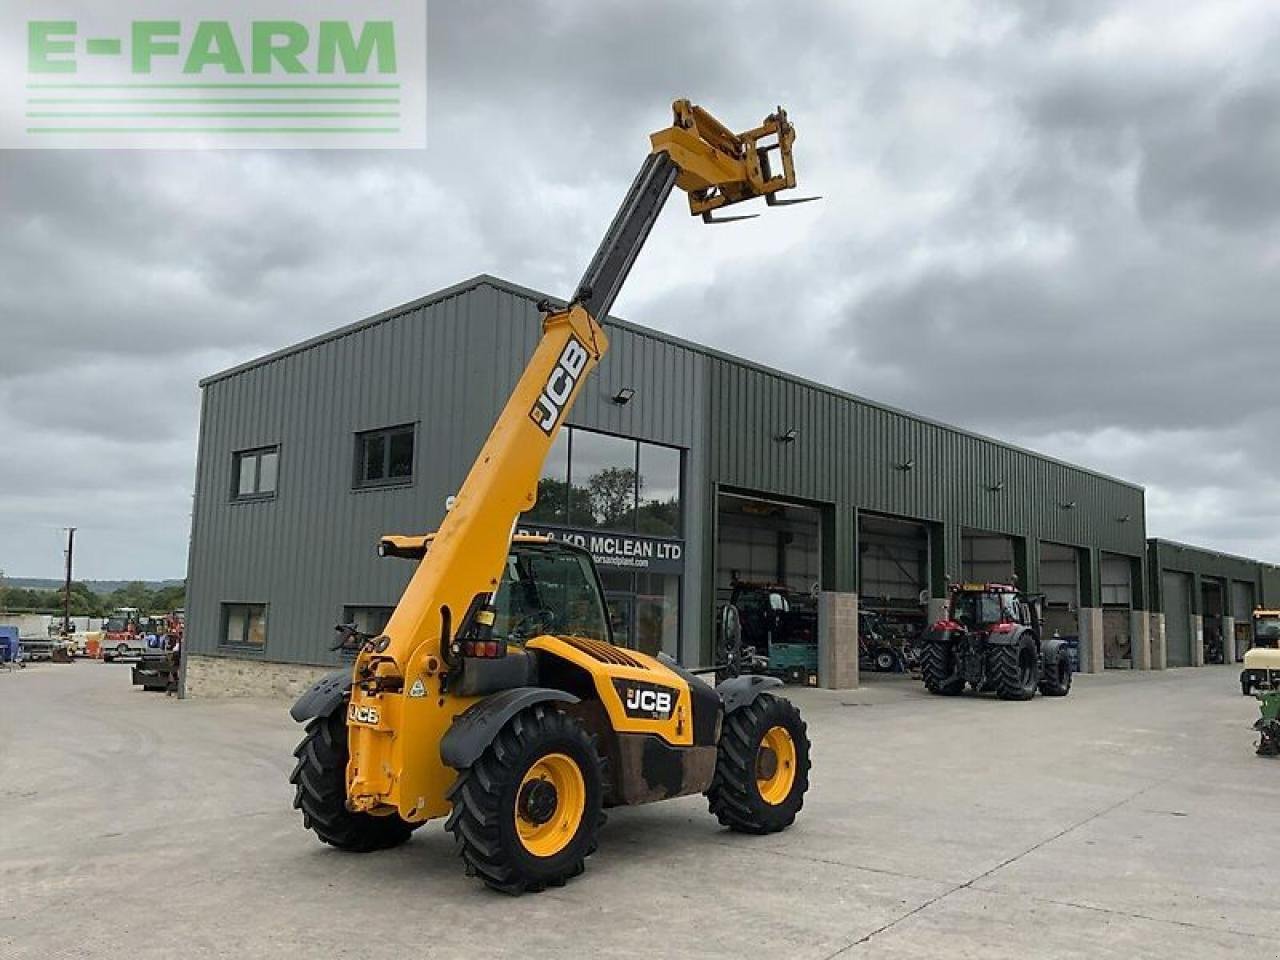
left=510, top=607, right=559, bottom=639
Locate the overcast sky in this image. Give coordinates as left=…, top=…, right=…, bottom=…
left=3, top=0, right=1279, bottom=579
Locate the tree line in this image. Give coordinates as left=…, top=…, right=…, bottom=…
left=0, top=580, right=186, bottom=618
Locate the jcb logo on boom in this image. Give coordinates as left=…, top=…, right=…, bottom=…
left=614, top=680, right=678, bottom=720
left=530, top=337, right=589, bottom=435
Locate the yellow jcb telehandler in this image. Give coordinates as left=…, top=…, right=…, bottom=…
left=289, top=99, right=817, bottom=893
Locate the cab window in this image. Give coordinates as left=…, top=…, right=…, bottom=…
left=492, top=547, right=610, bottom=643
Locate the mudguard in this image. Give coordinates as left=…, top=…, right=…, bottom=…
left=1040, top=632, right=1065, bottom=662
left=289, top=669, right=353, bottom=722
left=982, top=626, right=1030, bottom=648
left=922, top=626, right=961, bottom=644
left=716, top=673, right=783, bottom=714
left=440, top=686, right=579, bottom=770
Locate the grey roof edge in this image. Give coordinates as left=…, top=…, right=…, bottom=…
left=198, top=274, right=494, bottom=387
left=198, top=272, right=1144, bottom=494
left=1147, top=537, right=1280, bottom=569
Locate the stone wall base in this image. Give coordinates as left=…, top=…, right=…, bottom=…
left=184, top=653, right=334, bottom=699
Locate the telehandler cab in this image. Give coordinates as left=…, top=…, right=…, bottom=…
left=289, top=100, right=816, bottom=893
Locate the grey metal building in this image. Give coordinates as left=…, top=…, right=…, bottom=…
left=182, top=275, right=1262, bottom=695
left=1146, top=539, right=1280, bottom=668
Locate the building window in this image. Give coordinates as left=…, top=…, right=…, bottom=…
left=343, top=605, right=394, bottom=637
left=355, top=424, right=415, bottom=488
left=222, top=604, right=267, bottom=649
left=232, top=447, right=279, bottom=500
left=524, top=427, right=682, bottom=535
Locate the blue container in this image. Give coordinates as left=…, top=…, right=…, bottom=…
left=1059, top=635, right=1080, bottom=673
left=0, top=626, right=18, bottom=663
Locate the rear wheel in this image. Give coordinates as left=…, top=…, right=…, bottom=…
left=919, top=642, right=964, bottom=695
left=446, top=704, right=603, bottom=894
left=1039, top=649, right=1073, bottom=697
left=707, top=693, right=810, bottom=834
left=990, top=637, right=1037, bottom=701
left=290, top=711, right=417, bottom=851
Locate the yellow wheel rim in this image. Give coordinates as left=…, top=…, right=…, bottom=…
left=756, top=726, right=797, bottom=805
left=515, top=753, right=586, bottom=858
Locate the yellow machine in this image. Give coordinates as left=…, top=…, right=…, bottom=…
left=289, top=100, right=816, bottom=893
left=1240, top=609, right=1280, bottom=695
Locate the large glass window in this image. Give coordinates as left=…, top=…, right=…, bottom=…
left=635, top=571, right=679, bottom=657
left=523, top=427, right=682, bottom=535
left=637, top=443, right=680, bottom=536
left=232, top=446, right=279, bottom=500
left=354, top=424, right=415, bottom=488
left=525, top=429, right=569, bottom=525
left=569, top=430, right=637, bottom=530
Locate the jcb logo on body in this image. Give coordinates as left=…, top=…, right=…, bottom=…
left=627, top=688, right=672, bottom=714
left=348, top=703, right=381, bottom=726
left=530, top=336, right=589, bottom=435
left=614, top=680, right=678, bottom=721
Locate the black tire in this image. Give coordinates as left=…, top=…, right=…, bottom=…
left=1039, top=650, right=1073, bottom=697
left=990, top=637, right=1037, bottom=701
left=874, top=649, right=896, bottom=672
left=445, top=704, right=604, bottom=895
left=707, top=693, right=810, bottom=834
left=919, top=642, right=964, bottom=695
left=290, top=711, right=417, bottom=852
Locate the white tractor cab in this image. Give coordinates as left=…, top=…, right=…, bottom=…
left=1240, top=609, right=1280, bottom=696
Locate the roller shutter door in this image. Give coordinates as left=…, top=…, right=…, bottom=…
left=1163, top=571, right=1192, bottom=667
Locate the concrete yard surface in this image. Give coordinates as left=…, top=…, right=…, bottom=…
left=1, top=662, right=1276, bottom=959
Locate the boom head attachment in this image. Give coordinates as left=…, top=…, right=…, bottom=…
left=651, top=99, right=819, bottom=223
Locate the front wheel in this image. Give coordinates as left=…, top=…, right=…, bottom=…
left=446, top=704, right=604, bottom=895
left=1039, top=649, right=1073, bottom=697
left=707, top=693, right=810, bottom=834
left=290, top=711, right=417, bottom=852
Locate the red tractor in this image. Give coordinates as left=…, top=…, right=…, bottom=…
left=918, top=583, right=1072, bottom=700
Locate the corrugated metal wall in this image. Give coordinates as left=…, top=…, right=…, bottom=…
left=705, top=360, right=1146, bottom=555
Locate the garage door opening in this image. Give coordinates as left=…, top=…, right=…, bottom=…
left=961, top=529, right=1015, bottom=585
left=1232, top=580, right=1256, bottom=659
left=1202, top=579, right=1226, bottom=664
left=715, top=492, right=823, bottom=680
left=1163, top=571, right=1193, bottom=667
left=1039, top=542, right=1079, bottom=642
left=1101, top=553, right=1134, bottom=670
left=716, top=493, right=821, bottom=596
left=858, top=513, right=930, bottom=674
